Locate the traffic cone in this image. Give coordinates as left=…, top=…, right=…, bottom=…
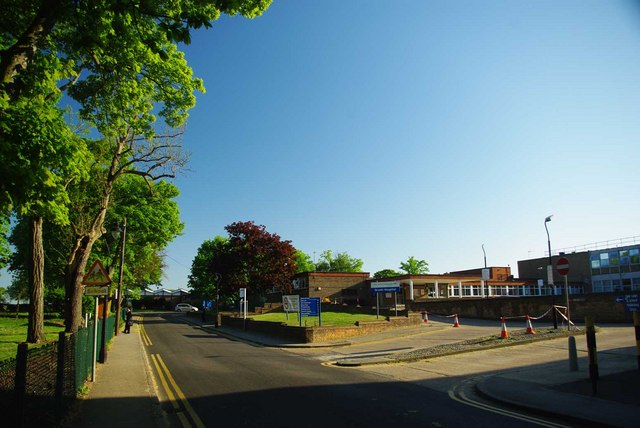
left=500, top=317, right=509, bottom=338
left=452, top=314, right=460, bottom=327
left=421, top=311, right=429, bottom=323
left=525, top=315, right=535, bottom=334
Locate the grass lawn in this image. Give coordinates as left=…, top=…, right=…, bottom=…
left=252, top=310, right=382, bottom=326
left=0, top=316, right=66, bottom=361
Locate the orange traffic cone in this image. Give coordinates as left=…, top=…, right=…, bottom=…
left=452, top=314, right=460, bottom=327
left=500, top=317, right=509, bottom=338
left=525, top=315, right=535, bottom=334
left=421, top=311, right=429, bottom=323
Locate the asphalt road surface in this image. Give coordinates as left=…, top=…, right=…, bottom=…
left=141, top=313, right=561, bottom=428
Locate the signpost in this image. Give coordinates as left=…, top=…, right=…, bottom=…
left=556, top=257, right=570, bottom=330
left=371, top=281, right=401, bottom=319
left=616, top=294, right=640, bottom=312
left=239, top=288, right=248, bottom=328
left=299, top=297, right=321, bottom=326
left=82, top=259, right=112, bottom=378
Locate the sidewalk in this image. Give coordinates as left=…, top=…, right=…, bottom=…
left=71, top=317, right=168, bottom=428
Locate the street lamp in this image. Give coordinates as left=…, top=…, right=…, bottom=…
left=544, top=215, right=558, bottom=329
left=114, top=217, right=127, bottom=336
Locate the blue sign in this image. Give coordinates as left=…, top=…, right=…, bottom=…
left=300, top=297, right=320, bottom=317
left=371, top=287, right=400, bottom=294
left=202, top=300, right=213, bottom=309
left=617, top=294, right=639, bottom=312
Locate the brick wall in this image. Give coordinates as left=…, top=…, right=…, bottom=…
left=220, top=313, right=423, bottom=343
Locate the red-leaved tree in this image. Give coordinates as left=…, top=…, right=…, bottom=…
left=214, top=221, right=297, bottom=298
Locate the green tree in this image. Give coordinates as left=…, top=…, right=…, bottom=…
left=190, top=222, right=297, bottom=304
left=374, top=269, right=401, bottom=279
left=315, top=250, right=364, bottom=272
left=1, top=0, right=273, bottom=333
left=188, top=236, right=228, bottom=301
left=293, top=250, right=315, bottom=273
left=399, top=256, right=429, bottom=275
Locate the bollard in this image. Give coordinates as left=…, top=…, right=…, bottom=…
left=585, top=316, right=598, bottom=395
left=634, top=312, right=640, bottom=370
left=568, top=335, right=578, bottom=371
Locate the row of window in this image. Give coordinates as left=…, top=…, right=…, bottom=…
left=590, top=247, right=640, bottom=268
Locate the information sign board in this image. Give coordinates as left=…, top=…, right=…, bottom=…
left=283, top=295, right=300, bottom=312
left=85, top=286, right=110, bottom=296
left=371, top=281, right=401, bottom=293
left=616, top=294, right=639, bottom=312
left=300, top=297, right=320, bottom=317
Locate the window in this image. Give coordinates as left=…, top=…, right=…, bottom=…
left=600, top=252, right=609, bottom=267
left=609, top=251, right=620, bottom=266
left=591, top=259, right=600, bottom=269
left=630, top=248, right=640, bottom=264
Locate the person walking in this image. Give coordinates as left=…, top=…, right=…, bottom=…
left=124, top=307, right=133, bottom=334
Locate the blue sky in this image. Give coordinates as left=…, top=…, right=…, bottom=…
left=102, top=1, right=640, bottom=288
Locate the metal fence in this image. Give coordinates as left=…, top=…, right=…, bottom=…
left=0, top=315, right=115, bottom=427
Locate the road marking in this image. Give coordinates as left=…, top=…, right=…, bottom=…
left=154, top=354, right=206, bottom=428
left=139, top=319, right=152, bottom=346
left=448, top=380, right=570, bottom=428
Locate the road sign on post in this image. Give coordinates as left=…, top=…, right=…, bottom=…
left=556, top=257, right=570, bottom=276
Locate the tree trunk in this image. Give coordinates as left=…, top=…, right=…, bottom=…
left=27, top=216, right=45, bottom=343
left=0, top=1, right=62, bottom=89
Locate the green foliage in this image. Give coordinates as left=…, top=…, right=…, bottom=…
left=189, top=222, right=297, bottom=301
left=315, top=250, right=364, bottom=272
left=293, top=250, right=315, bottom=273
left=399, top=256, right=429, bottom=275
left=374, top=269, right=401, bottom=279
left=0, top=213, right=9, bottom=270
left=188, top=236, right=228, bottom=298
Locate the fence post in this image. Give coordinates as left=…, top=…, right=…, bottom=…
left=14, top=342, right=28, bottom=428
left=55, top=332, right=66, bottom=425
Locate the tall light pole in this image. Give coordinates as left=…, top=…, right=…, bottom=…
left=114, top=217, right=127, bottom=336
left=544, top=215, right=558, bottom=329
left=482, top=244, right=488, bottom=297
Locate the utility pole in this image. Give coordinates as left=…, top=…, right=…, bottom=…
left=114, top=217, right=127, bottom=336
left=545, top=215, right=558, bottom=329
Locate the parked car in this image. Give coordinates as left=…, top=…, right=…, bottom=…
left=175, top=303, right=198, bottom=312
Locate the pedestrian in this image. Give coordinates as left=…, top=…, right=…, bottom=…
left=124, top=307, right=133, bottom=334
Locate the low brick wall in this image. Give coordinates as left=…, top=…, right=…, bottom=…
left=409, top=292, right=636, bottom=323
left=220, top=314, right=423, bottom=343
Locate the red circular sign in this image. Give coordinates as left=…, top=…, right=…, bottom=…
left=556, top=257, right=570, bottom=276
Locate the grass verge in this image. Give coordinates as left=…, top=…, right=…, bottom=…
left=0, top=316, right=66, bottom=361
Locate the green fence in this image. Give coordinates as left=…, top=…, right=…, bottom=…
left=0, top=315, right=115, bottom=426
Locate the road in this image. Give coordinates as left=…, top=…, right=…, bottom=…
left=140, top=312, right=564, bottom=428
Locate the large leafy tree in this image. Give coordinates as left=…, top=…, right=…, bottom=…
left=188, top=236, right=228, bottom=301
left=1, top=0, right=273, bottom=333
left=399, top=256, right=429, bottom=275
left=315, top=250, right=364, bottom=273
left=189, top=222, right=297, bottom=303
left=224, top=221, right=297, bottom=296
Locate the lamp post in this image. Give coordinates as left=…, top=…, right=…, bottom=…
left=114, top=217, right=127, bottom=336
left=482, top=244, right=488, bottom=297
left=544, top=215, right=558, bottom=329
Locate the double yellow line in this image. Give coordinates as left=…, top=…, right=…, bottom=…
left=150, top=354, right=204, bottom=428
left=140, top=317, right=204, bottom=428
left=139, top=322, right=152, bottom=346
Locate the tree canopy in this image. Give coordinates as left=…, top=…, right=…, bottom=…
left=189, top=222, right=297, bottom=302
left=373, top=269, right=401, bottom=279
left=399, top=256, right=429, bottom=275
left=315, top=250, right=363, bottom=272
